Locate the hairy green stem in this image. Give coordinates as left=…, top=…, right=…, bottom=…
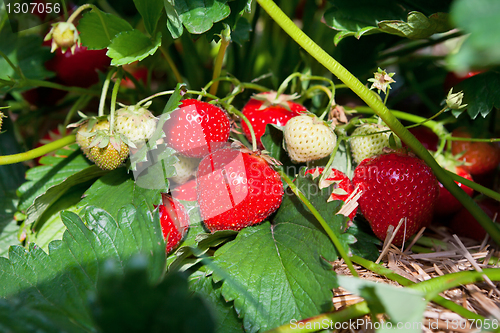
left=23, top=79, right=100, bottom=96
left=108, top=72, right=122, bottom=133
left=318, top=137, right=342, bottom=185
left=64, top=94, right=92, bottom=127
left=209, top=26, right=231, bottom=97
left=447, top=171, right=500, bottom=202
left=98, top=70, right=115, bottom=117
left=0, top=135, right=76, bottom=165
left=278, top=170, right=358, bottom=277
left=226, top=105, right=257, bottom=152
left=351, top=255, right=486, bottom=321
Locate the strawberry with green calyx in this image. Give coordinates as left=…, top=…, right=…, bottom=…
left=352, top=151, right=439, bottom=245
left=114, top=102, right=158, bottom=146
left=197, top=143, right=283, bottom=232
left=44, top=22, right=80, bottom=54
left=158, top=193, right=190, bottom=254
left=283, top=114, right=337, bottom=163
left=241, top=91, right=307, bottom=148
left=74, top=117, right=111, bottom=162
left=305, top=167, right=358, bottom=220
left=349, top=123, right=399, bottom=164
left=164, top=99, right=231, bottom=158
left=170, top=155, right=200, bottom=185
left=434, top=154, right=474, bottom=216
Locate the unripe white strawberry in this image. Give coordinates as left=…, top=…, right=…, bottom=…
left=114, top=103, right=157, bottom=146
left=349, top=123, right=397, bottom=164
left=283, top=115, right=337, bottom=163
left=170, top=155, right=199, bottom=185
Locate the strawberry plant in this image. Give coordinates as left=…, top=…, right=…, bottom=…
left=2, top=0, right=500, bottom=332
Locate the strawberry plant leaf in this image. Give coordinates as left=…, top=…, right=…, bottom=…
left=78, top=168, right=162, bottom=221
left=455, top=71, right=500, bottom=119
left=212, top=220, right=339, bottom=332
left=0, top=203, right=166, bottom=331
left=448, top=0, right=500, bottom=71
left=0, top=30, right=52, bottom=85
left=324, top=0, right=452, bottom=45
left=189, top=270, right=244, bottom=333
left=78, top=8, right=134, bottom=50
left=261, top=124, right=297, bottom=178
left=164, top=0, right=231, bottom=37
left=17, top=145, right=91, bottom=212
left=337, top=275, right=427, bottom=332
left=0, top=121, right=25, bottom=256
left=133, top=0, right=164, bottom=36
left=107, top=30, right=162, bottom=66
left=31, top=181, right=91, bottom=251
left=89, top=255, right=215, bottom=333
left=24, top=165, right=108, bottom=228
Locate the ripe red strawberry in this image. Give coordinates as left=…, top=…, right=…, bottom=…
left=241, top=92, right=307, bottom=148
left=44, top=42, right=110, bottom=88
left=171, top=178, right=198, bottom=202
left=435, top=165, right=474, bottom=216
left=451, top=128, right=500, bottom=175
left=305, top=167, right=357, bottom=220
left=158, top=193, right=189, bottom=253
left=352, top=152, right=439, bottom=245
left=449, top=198, right=500, bottom=241
left=403, top=126, right=439, bottom=152
left=164, top=99, right=230, bottom=158
left=197, top=147, right=283, bottom=232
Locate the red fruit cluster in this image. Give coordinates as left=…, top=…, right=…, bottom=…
left=353, top=152, right=439, bottom=245
left=241, top=93, right=307, bottom=148
left=164, top=99, right=230, bottom=158
left=305, top=167, right=357, bottom=220
left=451, top=128, right=500, bottom=176
left=197, top=147, right=283, bottom=232
left=158, top=194, right=189, bottom=254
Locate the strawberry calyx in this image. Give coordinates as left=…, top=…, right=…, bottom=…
left=251, top=91, right=301, bottom=112
left=44, top=22, right=80, bottom=54
left=229, top=140, right=282, bottom=167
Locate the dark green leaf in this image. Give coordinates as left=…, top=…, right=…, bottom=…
left=90, top=255, right=215, bottom=333
left=456, top=71, right=500, bottom=119
left=17, top=145, right=91, bottom=212
left=0, top=204, right=166, bottom=330
left=449, top=0, right=500, bottom=71
left=164, top=0, right=231, bottom=35
left=0, top=120, right=25, bottom=256
left=79, top=8, right=133, bottom=50
left=231, top=17, right=251, bottom=46
left=0, top=30, right=52, bottom=83
left=107, top=30, right=162, bottom=66
left=324, top=0, right=451, bottom=45
left=78, top=168, right=161, bottom=221
left=261, top=124, right=297, bottom=178
left=133, top=0, right=164, bottom=36
left=164, top=0, right=184, bottom=39
left=189, top=271, right=244, bottom=333
left=24, top=165, right=108, bottom=228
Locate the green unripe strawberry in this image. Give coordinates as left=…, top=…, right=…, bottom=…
left=76, top=118, right=110, bottom=162
left=283, top=114, right=337, bottom=163
left=350, top=123, right=397, bottom=164
left=114, top=103, right=157, bottom=146
left=89, top=140, right=129, bottom=170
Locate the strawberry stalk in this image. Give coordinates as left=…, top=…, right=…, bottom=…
left=318, top=137, right=342, bottom=185
left=209, top=25, right=231, bottom=97
left=64, top=94, right=92, bottom=127
left=0, top=135, right=76, bottom=165
left=252, top=0, right=500, bottom=245
left=351, top=255, right=486, bottom=322
left=278, top=170, right=359, bottom=277
left=108, top=71, right=122, bottom=134
left=98, top=69, right=115, bottom=117
left=446, top=171, right=500, bottom=202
